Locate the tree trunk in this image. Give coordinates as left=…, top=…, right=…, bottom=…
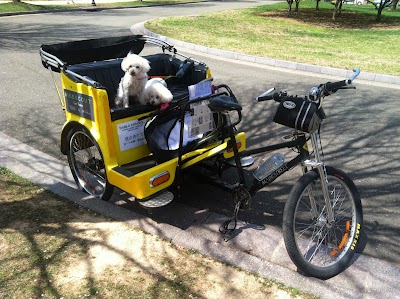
left=12, top=0, right=22, bottom=2
left=376, top=7, right=383, bottom=21
left=390, top=0, right=399, bottom=10
left=287, top=0, right=293, bottom=16
left=338, top=0, right=343, bottom=16
left=376, top=0, right=391, bottom=20
left=294, top=0, right=300, bottom=12
left=332, top=0, right=342, bottom=20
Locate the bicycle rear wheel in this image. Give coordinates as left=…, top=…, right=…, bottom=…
left=283, top=166, right=363, bottom=279
left=67, top=127, right=114, bottom=201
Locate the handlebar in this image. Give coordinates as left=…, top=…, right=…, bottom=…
left=256, top=67, right=360, bottom=102
left=256, top=90, right=285, bottom=102
left=256, top=87, right=281, bottom=102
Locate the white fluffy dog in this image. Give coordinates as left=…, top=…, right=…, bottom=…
left=144, top=78, right=173, bottom=106
left=114, top=53, right=150, bottom=108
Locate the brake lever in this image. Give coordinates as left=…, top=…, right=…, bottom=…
left=338, top=86, right=356, bottom=90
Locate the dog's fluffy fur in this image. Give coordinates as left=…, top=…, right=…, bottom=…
left=114, top=53, right=150, bottom=108
left=143, top=78, right=173, bottom=106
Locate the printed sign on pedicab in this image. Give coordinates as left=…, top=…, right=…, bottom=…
left=64, top=90, right=94, bottom=121
left=117, top=119, right=147, bottom=151
left=188, top=79, right=215, bottom=137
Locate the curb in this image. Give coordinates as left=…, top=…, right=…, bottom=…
left=132, top=21, right=400, bottom=86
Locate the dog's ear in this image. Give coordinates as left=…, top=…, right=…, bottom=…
left=142, top=59, right=151, bottom=73
left=121, top=56, right=129, bottom=72
left=160, top=87, right=173, bottom=103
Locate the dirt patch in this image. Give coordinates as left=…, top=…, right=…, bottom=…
left=259, top=8, right=400, bottom=30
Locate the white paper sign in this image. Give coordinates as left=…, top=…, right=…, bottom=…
left=117, top=119, right=147, bottom=151
left=189, top=102, right=215, bottom=137
left=187, top=79, right=215, bottom=137
left=188, top=79, right=212, bottom=100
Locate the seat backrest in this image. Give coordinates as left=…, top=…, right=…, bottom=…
left=146, top=53, right=181, bottom=78
left=68, top=59, right=123, bottom=108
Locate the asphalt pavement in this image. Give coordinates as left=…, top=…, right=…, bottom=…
left=1, top=1, right=400, bottom=298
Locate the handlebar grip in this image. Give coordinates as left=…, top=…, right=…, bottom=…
left=256, top=92, right=281, bottom=102
left=323, top=80, right=348, bottom=93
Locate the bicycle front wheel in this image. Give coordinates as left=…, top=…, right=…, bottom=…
left=283, top=166, right=363, bottom=279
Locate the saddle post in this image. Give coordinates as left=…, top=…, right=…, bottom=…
left=224, top=112, right=247, bottom=186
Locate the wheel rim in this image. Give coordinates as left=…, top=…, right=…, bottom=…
left=292, top=175, right=357, bottom=268
left=69, top=130, right=107, bottom=198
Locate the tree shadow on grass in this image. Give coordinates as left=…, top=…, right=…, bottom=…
left=258, top=8, right=400, bottom=29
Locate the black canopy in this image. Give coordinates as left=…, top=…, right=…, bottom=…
left=40, top=35, right=146, bottom=72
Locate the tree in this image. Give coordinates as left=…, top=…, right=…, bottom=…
left=332, top=0, right=345, bottom=20
left=375, top=0, right=392, bottom=21
left=316, top=0, right=321, bottom=12
left=287, top=0, right=301, bottom=16
left=390, top=0, right=399, bottom=10
left=12, top=0, right=21, bottom=2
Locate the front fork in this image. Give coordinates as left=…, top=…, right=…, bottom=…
left=303, top=132, right=334, bottom=224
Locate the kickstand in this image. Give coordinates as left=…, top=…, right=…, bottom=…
left=219, top=184, right=252, bottom=241
left=219, top=200, right=241, bottom=242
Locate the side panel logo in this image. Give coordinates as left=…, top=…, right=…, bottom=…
left=283, top=101, right=296, bottom=109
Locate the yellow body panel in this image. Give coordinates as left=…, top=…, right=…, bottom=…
left=222, top=132, right=247, bottom=159
left=107, top=158, right=177, bottom=199
left=61, top=72, right=117, bottom=166
left=107, top=132, right=246, bottom=199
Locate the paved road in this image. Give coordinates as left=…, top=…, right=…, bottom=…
left=0, top=0, right=399, bottom=267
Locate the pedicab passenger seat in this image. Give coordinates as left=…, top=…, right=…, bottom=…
left=66, top=53, right=192, bottom=121
left=40, top=35, right=208, bottom=121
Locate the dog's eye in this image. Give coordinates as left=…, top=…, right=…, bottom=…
left=156, top=96, right=160, bottom=99
left=136, top=66, right=140, bottom=69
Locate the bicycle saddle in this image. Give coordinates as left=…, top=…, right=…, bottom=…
left=208, top=95, right=242, bottom=112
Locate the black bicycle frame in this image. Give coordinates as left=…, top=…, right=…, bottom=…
left=244, top=136, right=309, bottom=195
left=225, top=118, right=310, bottom=196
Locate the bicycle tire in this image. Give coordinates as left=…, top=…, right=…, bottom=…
left=283, top=166, right=363, bottom=279
left=67, top=127, right=114, bottom=201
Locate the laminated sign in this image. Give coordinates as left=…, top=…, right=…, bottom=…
left=117, top=119, right=147, bottom=151
left=188, top=79, right=215, bottom=138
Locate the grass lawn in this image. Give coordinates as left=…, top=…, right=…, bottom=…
left=146, top=0, right=400, bottom=76
left=0, top=166, right=318, bottom=298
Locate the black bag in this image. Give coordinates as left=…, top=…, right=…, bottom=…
left=144, top=109, right=200, bottom=163
left=273, top=96, right=322, bottom=133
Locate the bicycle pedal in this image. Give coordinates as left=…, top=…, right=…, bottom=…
left=137, top=190, right=174, bottom=208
